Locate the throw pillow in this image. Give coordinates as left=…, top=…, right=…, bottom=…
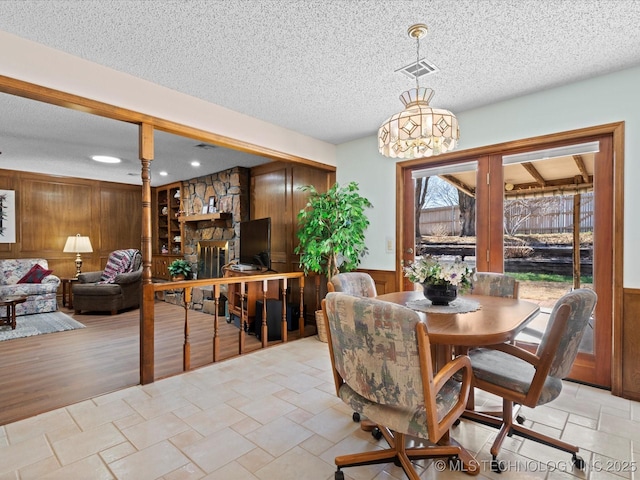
left=18, top=263, right=53, bottom=283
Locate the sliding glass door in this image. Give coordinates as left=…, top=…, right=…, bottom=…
left=400, top=131, right=618, bottom=388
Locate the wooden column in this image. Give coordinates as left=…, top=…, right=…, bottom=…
left=573, top=193, right=581, bottom=289
left=139, top=122, right=155, bottom=384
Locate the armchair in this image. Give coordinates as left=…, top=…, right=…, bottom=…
left=72, top=249, right=142, bottom=315
left=323, top=292, right=477, bottom=479
left=464, top=288, right=597, bottom=471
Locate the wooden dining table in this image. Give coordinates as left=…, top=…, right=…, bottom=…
left=377, top=290, right=541, bottom=377
left=376, top=290, right=541, bottom=348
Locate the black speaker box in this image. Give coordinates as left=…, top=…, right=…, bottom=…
left=254, top=299, right=300, bottom=340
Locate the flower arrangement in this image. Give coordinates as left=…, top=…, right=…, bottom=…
left=403, top=255, right=474, bottom=292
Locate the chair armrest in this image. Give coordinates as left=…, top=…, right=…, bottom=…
left=484, top=342, right=541, bottom=367
left=42, top=274, right=61, bottom=286
left=115, top=269, right=142, bottom=285
left=433, top=354, right=472, bottom=393
left=77, top=271, right=103, bottom=283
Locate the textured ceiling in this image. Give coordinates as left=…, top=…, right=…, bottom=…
left=1, top=0, right=640, bottom=185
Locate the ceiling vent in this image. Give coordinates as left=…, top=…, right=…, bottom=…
left=396, top=58, right=439, bottom=79
left=194, top=143, right=218, bottom=150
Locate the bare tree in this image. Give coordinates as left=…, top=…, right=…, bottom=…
left=458, top=191, right=476, bottom=236
left=415, top=177, right=429, bottom=238
left=425, top=177, right=458, bottom=207
left=504, top=197, right=561, bottom=236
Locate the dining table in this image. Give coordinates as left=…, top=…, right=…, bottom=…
left=376, top=290, right=541, bottom=348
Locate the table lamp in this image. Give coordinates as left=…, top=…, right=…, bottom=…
left=63, top=234, right=93, bottom=277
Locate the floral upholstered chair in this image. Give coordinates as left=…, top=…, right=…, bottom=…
left=322, top=292, right=476, bottom=479
left=464, top=288, right=597, bottom=472
left=327, top=272, right=378, bottom=428
left=327, top=272, right=377, bottom=297
left=471, top=272, right=519, bottom=298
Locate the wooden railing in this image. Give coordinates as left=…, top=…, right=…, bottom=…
left=140, top=272, right=306, bottom=384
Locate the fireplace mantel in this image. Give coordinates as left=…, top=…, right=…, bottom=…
left=178, top=212, right=232, bottom=225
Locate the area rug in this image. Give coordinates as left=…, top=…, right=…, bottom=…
left=0, top=311, right=85, bottom=341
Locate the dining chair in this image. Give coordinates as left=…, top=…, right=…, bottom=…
left=327, top=271, right=377, bottom=297
left=327, top=272, right=378, bottom=427
left=464, top=288, right=597, bottom=472
left=471, top=272, right=519, bottom=298
left=322, top=292, right=477, bottom=479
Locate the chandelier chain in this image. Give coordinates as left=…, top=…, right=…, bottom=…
left=415, top=31, right=420, bottom=91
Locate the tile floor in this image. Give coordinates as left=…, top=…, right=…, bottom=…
left=0, top=337, right=638, bottom=480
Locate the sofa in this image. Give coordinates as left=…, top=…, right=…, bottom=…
left=0, top=258, right=61, bottom=316
left=73, top=249, right=142, bottom=315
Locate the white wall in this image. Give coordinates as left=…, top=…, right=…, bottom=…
left=337, top=65, right=640, bottom=288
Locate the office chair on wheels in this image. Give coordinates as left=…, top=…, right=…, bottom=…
left=464, top=288, right=597, bottom=472
left=323, top=292, right=478, bottom=479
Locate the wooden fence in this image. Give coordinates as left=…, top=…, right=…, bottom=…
left=419, top=193, right=594, bottom=236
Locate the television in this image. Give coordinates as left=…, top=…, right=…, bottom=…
left=239, top=217, right=271, bottom=270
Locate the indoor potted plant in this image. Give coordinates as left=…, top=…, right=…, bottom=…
left=168, top=258, right=192, bottom=281
left=294, top=181, right=373, bottom=340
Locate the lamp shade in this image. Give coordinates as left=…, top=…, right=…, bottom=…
left=378, top=87, right=459, bottom=159
left=63, top=234, right=93, bottom=253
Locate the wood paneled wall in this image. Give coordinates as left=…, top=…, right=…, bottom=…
left=0, top=169, right=142, bottom=279
left=250, top=161, right=334, bottom=274
left=622, top=288, right=640, bottom=400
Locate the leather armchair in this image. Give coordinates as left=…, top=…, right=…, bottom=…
left=73, top=249, right=142, bottom=315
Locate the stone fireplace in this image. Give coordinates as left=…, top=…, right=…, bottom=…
left=196, top=240, right=229, bottom=279
left=180, top=166, right=250, bottom=276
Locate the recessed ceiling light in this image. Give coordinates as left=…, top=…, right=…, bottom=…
left=191, top=161, right=201, bottom=167
left=159, top=171, right=168, bottom=176
left=91, top=155, right=121, bottom=164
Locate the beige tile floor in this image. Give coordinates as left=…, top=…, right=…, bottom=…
left=1, top=337, right=638, bottom=480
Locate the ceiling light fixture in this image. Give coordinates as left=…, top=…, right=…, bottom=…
left=91, top=155, right=121, bottom=163
left=378, top=24, right=459, bottom=160
left=159, top=171, right=168, bottom=176
left=191, top=161, right=201, bottom=167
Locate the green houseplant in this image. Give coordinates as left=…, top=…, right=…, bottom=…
left=168, top=259, right=192, bottom=280
left=295, top=182, right=373, bottom=340
left=295, top=182, right=373, bottom=279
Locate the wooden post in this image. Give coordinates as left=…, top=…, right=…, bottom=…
left=299, top=276, right=305, bottom=338
left=139, top=123, right=154, bottom=385
left=183, top=287, right=192, bottom=371
left=281, top=278, right=288, bottom=343
left=573, top=193, right=582, bottom=289
left=239, top=281, right=246, bottom=354
left=261, top=280, right=268, bottom=348
left=213, top=283, right=220, bottom=362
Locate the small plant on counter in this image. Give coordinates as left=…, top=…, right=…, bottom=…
left=168, top=259, right=192, bottom=279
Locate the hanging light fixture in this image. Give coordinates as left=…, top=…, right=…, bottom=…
left=378, top=24, right=459, bottom=159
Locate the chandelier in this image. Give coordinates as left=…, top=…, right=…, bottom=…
left=378, top=24, right=459, bottom=159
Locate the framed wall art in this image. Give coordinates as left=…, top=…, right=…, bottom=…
left=0, top=190, right=16, bottom=243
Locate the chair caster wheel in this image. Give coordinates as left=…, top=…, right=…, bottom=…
left=372, top=427, right=383, bottom=440
left=572, top=454, right=585, bottom=470
left=352, top=412, right=360, bottom=422
left=449, top=456, right=463, bottom=471
left=491, top=457, right=503, bottom=473
left=516, top=414, right=526, bottom=424
left=335, top=470, right=345, bottom=480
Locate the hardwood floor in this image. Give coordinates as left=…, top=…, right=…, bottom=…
left=0, top=301, right=313, bottom=426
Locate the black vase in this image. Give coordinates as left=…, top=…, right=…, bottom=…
left=422, top=283, right=457, bottom=306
